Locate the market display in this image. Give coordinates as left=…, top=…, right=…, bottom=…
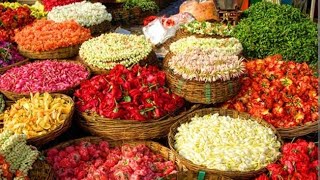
left=169, top=36, right=243, bottom=56
left=223, top=55, right=318, bottom=128
left=174, top=113, right=281, bottom=171
left=3, top=93, right=73, bottom=138
left=79, top=33, right=153, bottom=71
left=233, top=1, right=318, bottom=64
left=42, top=0, right=82, bottom=11
left=180, top=21, right=234, bottom=37
left=256, top=139, right=318, bottom=180
left=0, top=5, right=35, bottom=41
left=0, top=2, right=47, bottom=19
left=47, top=1, right=112, bottom=27
left=75, top=64, right=184, bottom=120
left=46, top=141, right=176, bottom=179
left=0, top=41, right=25, bottom=68
left=168, top=49, right=244, bottom=82
left=0, top=130, right=39, bottom=179
left=0, top=60, right=89, bottom=94
left=15, top=19, right=91, bottom=52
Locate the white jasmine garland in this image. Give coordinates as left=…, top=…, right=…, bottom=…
left=170, top=36, right=243, bottom=56
left=47, top=1, right=112, bottom=27
left=79, top=33, right=153, bottom=70
left=174, top=113, right=281, bottom=171
left=168, top=48, right=245, bottom=82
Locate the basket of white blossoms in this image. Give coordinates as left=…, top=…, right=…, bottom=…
left=47, top=1, right=112, bottom=35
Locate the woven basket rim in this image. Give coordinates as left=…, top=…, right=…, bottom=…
left=168, top=108, right=283, bottom=177
left=18, top=44, right=80, bottom=53
left=0, top=58, right=29, bottom=72
left=0, top=60, right=91, bottom=96
left=276, top=121, right=319, bottom=130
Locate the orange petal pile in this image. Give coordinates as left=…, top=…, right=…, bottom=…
left=14, top=19, right=91, bottom=52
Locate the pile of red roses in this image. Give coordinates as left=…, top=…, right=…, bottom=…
left=46, top=141, right=177, bottom=179
left=256, top=139, right=318, bottom=180
left=42, top=0, right=82, bottom=11
left=223, top=55, right=318, bottom=128
left=75, top=64, right=184, bottom=121
left=0, top=5, right=35, bottom=41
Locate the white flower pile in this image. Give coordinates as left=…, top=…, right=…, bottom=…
left=47, top=1, right=112, bottom=27
left=168, top=48, right=245, bottom=82
left=169, top=36, right=243, bottom=56
left=174, top=113, right=281, bottom=171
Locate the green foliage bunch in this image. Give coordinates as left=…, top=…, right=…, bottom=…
left=124, top=0, right=159, bottom=12
left=232, top=2, right=317, bottom=64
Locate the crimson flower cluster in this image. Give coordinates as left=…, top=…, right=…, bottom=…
left=223, top=55, right=318, bottom=128
left=256, top=139, right=318, bottom=180
left=75, top=64, right=184, bottom=121
left=42, top=0, right=82, bottom=11
left=46, top=141, right=177, bottom=179
left=0, top=5, right=35, bottom=42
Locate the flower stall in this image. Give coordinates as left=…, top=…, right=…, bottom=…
left=0, top=0, right=317, bottom=180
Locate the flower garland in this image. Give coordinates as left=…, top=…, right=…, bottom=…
left=181, top=21, right=234, bottom=37
left=174, top=113, right=281, bottom=171
left=14, top=19, right=91, bottom=52
left=169, top=36, right=243, bottom=56
left=168, top=48, right=245, bottom=82
left=0, top=131, right=39, bottom=179
left=79, top=33, right=153, bottom=70
left=47, top=1, right=112, bottom=27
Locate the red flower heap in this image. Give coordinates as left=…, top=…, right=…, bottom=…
left=0, top=5, right=34, bottom=42
left=75, top=64, right=184, bottom=121
left=46, top=141, right=177, bottom=179
left=223, top=55, right=318, bottom=128
left=42, top=0, right=82, bottom=11
left=256, top=139, right=319, bottom=180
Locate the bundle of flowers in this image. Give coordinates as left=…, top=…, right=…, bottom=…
left=0, top=5, right=35, bottom=42
left=181, top=21, right=234, bottom=37
left=0, top=41, right=25, bottom=68
left=47, top=1, right=112, bottom=27
left=256, top=139, right=318, bottom=180
left=174, top=113, right=281, bottom=171
left=75, top=64, right=184, bottom=121
left=14, top=19, right=91, bottom=52
left=0, top=60, right=89, bottom=93
left=223, top=55, right=318, bottom=128
left=79, top=33, right=152, bottom=70
left=169, top=36, right=243, bottom=56
left=42, top=0, right=82, bottom=11
left=46, top=141, right=176, bottom=179
left=0, top=2, right=47, bottom=19
left=0, top=130, right=39, bottom=179
left=3, top=93, right=73, bottom=138
left=168, top=48, right=245, bottom=82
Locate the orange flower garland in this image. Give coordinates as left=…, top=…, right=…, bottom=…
left=14, top=19, right=91, bottom=52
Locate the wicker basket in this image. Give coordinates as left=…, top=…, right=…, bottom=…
left=168, top=108, right=283, bottom=179
left=18, top=45, right=80, bottom=59
left=78, top=104, right=201, bottom=140
left=0, top=58, right=29, bottom=74
left=80, top=50, right=158, bottom=75
left=45, top=137, right=186, bottom=178
left=1, top=93, right=74, bottom=147
left=87, top=20, right=113, bottom=36
left=164, top=171, right=233, bottom=180
left=29, top=158, right=55, bottom=180
left=0, top=60, right=91, bottom=101
left=163, top=54, right=241, bottom=104
left=277, top=121, right=319, bottom=138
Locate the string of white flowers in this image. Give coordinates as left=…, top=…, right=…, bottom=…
left=181, top=21, right=234, bottom=36
left=170, top=36, right=243, bottom=56
left=174, top=113, right=281, bottom=171
left=168, top=48, right=245, bottom=82
left=47, top=1, right=112, bottom=27
left=80, top=33, right=153, bottom=70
